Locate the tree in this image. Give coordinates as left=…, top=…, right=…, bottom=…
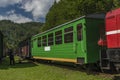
left=43, top=0, right=115, bottom=31
left=113, top=0, right=120, bottom=9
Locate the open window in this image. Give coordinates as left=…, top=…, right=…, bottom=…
left=38, top=37, right=41, bottom=47
left=55, top=30, right=62, bottom=44
left=48, top=33, right=54, bottom=46
left=64, top=27, right=73, bottom=43
left=42, top=36, right=47, bottom=46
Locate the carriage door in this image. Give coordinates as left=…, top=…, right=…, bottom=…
left=76, top=23, right=85, bottom=64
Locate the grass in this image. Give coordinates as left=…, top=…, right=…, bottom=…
left=0, top=56, right=116, bottom=80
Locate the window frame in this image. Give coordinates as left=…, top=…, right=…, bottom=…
left=48, top=33, right=54, bottom=46
left=37, top=37, right=41, bottom=47
left=55, top=30, right=62, bottom=45
left=42, top=35, right=47, bottom=46
left=64, top=26, right=73, bottom=43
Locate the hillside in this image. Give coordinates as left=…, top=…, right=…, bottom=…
left=0, top=20, right=43, bottom=48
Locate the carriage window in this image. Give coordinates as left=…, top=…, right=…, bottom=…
left=38, top=37, right=41, bottom=47
left=77, top=24, right=82, bottom=41
left=64, top=27, right=73, bottom=43
left=48, top=33, right=54, bottom=46
left=42, top=36, right=47, bottom=46
left=55, top=30, right=62, bottom=44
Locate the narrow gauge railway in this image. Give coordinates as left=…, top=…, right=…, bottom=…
left=18, top=8, right=120, bottom=73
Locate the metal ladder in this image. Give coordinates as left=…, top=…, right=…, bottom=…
left=100, top=49, right=110, bottom=70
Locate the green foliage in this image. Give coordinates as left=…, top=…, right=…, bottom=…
left=113, top=0, right=120, bottom=8
left=0, top=20, right=43, bottom=49
left=43, top=0, right=119, bottom=31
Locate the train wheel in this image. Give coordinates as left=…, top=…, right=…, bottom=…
left=101, top=63, right=117, bottom=73
left=110, top=62, right=119, bottom=74
left=101, top=69, right=110, bottom=73
left=85, top=64, right=95, bottom=74
left=115, top=67, right=119, bottom=73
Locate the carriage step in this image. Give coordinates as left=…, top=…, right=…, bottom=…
left=101, top=67, right=110, bottom=70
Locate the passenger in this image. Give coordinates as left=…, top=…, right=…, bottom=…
left=8, top=49, right=15, bottom=65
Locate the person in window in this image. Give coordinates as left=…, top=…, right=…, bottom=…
left=8, top=49, right=15, bottom=65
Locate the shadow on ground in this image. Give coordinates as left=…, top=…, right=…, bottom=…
left=35, top=59, right=118, bottom=79
left=113, top=76, right=120, bottom=80
left=35, top=60, right=100, bottom=75
left=0, top=57, right=38, bottom=70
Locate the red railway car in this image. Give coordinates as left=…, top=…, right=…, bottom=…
left=18, top=37, right=31, bottom=59
left=106, top=8, right=120, bottom=48
left=99, top=8, right=120, bottom=72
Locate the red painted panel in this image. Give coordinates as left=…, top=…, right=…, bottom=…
left=117, top=15, right=120, bottom=47
left=106, top=8, right=120, bottom=48
left=22, top=46, right=29, bottom=57
left=106, top=14, right=118, bottom=48
left=117, top=15, right=120, bottom=29
left=107, top=34, right=118, bottom=48
left=118, top=33, right=120, bottom=48
left=106, top=15, right=116, bottom=31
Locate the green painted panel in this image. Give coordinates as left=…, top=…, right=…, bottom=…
left=31, top=18, right=86, bottom=60
left=86, top=18, right=104, bottom=63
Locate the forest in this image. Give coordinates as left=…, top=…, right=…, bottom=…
left=44, top=0, right=120, bottom=31
left=0, top=20, right=43, bottom=48
left=0, top=0, right=120, bottom=49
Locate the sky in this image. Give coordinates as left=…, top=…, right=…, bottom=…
left=0, top=0, right=60, bottom=23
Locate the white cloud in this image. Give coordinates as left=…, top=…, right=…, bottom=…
left=21, top=0, right=55, bottom=20
left=0, top=10, right=32, bottom=23
left=0, top=0, right=61, bottom=22
left=6, top=10, right=15, bottom=14
left=0, top=0, right=22, bottom=7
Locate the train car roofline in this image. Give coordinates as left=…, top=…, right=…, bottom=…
left=32, top=14, right=105, bottom=39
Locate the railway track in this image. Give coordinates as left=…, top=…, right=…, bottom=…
left=29, top=59, right=119, bottom=80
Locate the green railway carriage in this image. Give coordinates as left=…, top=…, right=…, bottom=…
left=31, top=14, right=105, bottom=64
